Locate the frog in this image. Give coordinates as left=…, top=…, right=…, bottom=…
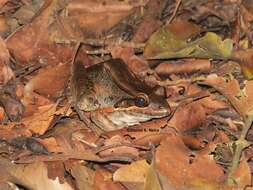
left=70, top=52, right=171, bottom=131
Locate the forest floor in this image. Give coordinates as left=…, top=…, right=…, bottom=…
left=0, top=0, right=253, bottom=189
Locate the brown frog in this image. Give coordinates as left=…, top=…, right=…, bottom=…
left=70, top=52, right=170, bottom=131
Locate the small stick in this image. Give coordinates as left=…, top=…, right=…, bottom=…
left=167, top=0, right=182, bottom=24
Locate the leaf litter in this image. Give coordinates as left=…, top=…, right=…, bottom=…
left=0, top=0, right=253, bottom=190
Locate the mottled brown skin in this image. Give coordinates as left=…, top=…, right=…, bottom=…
left=71, top=58, right=170, bottom=131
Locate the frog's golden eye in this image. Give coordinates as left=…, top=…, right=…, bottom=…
left=135, top=93, right=149, bottom=107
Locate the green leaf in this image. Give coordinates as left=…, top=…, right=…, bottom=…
left=144, top=27, right=233, bottom=59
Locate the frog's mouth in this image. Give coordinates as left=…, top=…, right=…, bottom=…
left=91, top=106, right=170, bottom=131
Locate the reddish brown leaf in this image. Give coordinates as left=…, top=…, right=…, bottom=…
left=155, top=59, right=212, bottom=76
left=6, top=0, right=74, bottom=65
left=155, top=135, right=225, bottom=189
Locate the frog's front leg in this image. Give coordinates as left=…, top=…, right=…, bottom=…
left=74, top=105, right=104, bottom=135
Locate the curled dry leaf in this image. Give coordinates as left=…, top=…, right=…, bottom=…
left=98, top=135, right=139, bottom=159
left=155, top=59, right=211, bottom=76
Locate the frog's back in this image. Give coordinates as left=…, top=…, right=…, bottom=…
left=71, top=60, right=130, bottom=111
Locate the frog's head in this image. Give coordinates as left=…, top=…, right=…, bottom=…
left=97, top=88, right=170, bottom=130
left=72, top=58, right=171, bottom=131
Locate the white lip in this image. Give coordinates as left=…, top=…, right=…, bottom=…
left=90, top=105, right=171, bottom=131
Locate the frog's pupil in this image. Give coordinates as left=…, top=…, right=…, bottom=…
left=135, top=97, right=147, bottom=107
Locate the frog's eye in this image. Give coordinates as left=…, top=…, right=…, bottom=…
left=135, top=93, right=149, bottom=107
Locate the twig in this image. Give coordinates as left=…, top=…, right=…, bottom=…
left=167, top=0, right=182, bottom=24
left=95, top=142, right=150, bottom=154
left=226, top=115, right=252, bottom=184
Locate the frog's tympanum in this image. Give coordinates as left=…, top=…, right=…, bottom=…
left=71, top=54, right=170, bottom=131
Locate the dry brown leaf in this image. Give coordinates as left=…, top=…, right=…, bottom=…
left=155, top=135, right=225, bottom=189
left=93, top=168, right=127, bottom=190
left=168, top=96, right=227, bottom=132
left=167, top=19, right=202, bottom=40
left=231, top=158, right=252, bottom=189
left=0, top=0, right=8, bottom=8
left=0, top=36, right=13, bottom=87
left=143, top=162, right=162, bottom=190
left=98, top=135, right=139, bottom=158
left=70, top=163, right=95, bottom=190
left=113, top=160, right=150, bottom=183
left=6, top=0, right=74, bottom=65
left=155, top=59, right=211, bottom=76
left=37, top=137, right=64, bottom=153
left=22, top=91, right=53, bottom=117
left=22, top=103, right=56, bottom=135
left=67, top=0, right=138, bottom=13
left=103, top=117, right=172, bottom=145
left=50, top=0, right=136, bottom=40
left=0, top=124, right=32, bottom=140
left=168, top=101, right=206, bottom=132
left=44, top=119, right=98, bottom=153
left=46, top=161, right=71, bottom=185
left=0, top=158, right=74, bottom=190
left=132, top=18, right=162, bottom=43
left=231, top=49, right=253, bottom=79
left=203, top=74, right=253, bottom=118
left=24, top=63, right=71, bottom=98
left=0, top=106, right=5, bottom=121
